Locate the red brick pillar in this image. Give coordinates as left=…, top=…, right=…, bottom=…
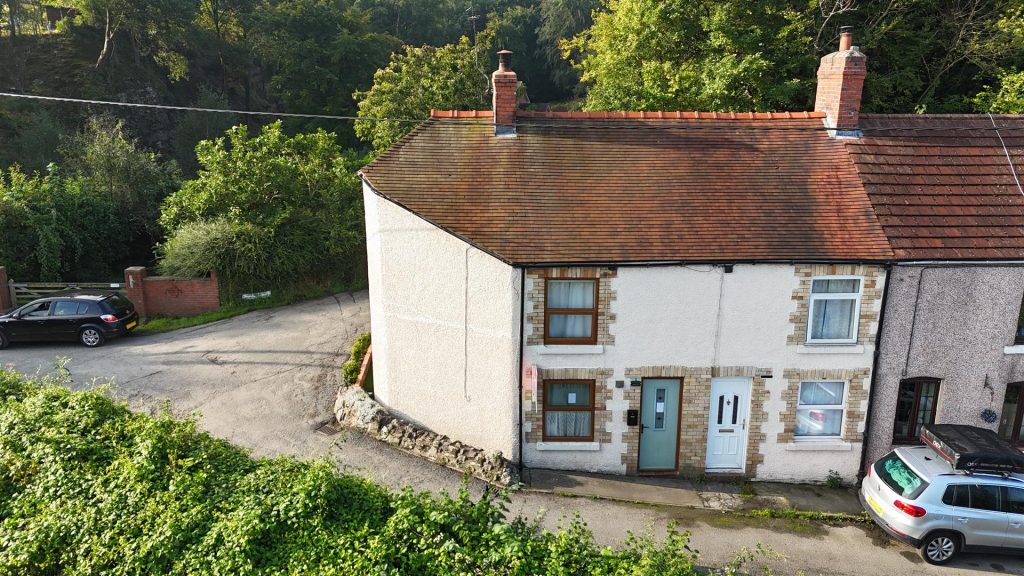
left=0, top=266, right=10, bottom=312
left=124, top=266, right=148, bottom=318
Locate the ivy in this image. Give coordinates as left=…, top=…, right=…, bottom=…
left=0, top=369, right=775, bottom=575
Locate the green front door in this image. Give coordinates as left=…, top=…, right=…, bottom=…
left=638, top=378, right=681, bottom=471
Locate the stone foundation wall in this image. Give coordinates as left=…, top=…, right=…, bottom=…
left=335, top=385, right=518, bottom=485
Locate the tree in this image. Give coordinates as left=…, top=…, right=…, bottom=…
left=354, top=35, right=493, bottom=152
left=172, top=87, right=239, bottom=176
left=59, top=116, right=181, bottom=263
left=0, top=166, right=124, bottom=280
left=69, top=0, right=199, bottom=77
left=975, top=69, right=1024, bottom=112
left=569, top=0, right=817, bottom=112
left=245, top=0, right=400, bottom=142
left=159, top=122, right=365, bottom=296
left=537, top=0, right=600, bottom=95
left=850, top=0, right=1024, bottom=113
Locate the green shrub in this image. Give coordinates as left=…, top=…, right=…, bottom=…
left=0, top=166, right=125, bottom=280
left=159, top=123, right=367, bottom=301
left=342, top=333, right=371, bottom=385
left=0, top=369, right=774, bottom=575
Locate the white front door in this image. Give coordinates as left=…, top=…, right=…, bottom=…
left=705, top=377, right=751, bottom=471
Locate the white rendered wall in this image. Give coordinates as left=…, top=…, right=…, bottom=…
left=364, top=183, right=521, bottom=460
left=523, top=264, right=884, bottom=482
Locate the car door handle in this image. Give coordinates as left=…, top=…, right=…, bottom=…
left=1012, top=522, right=1023, bottom=528
left=956, top=517, right=969, bottom=524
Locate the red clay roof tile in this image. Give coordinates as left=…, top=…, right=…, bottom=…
left=361, top=114, right=892, bottom=265
left=847, top=115, right=1024, bottom=259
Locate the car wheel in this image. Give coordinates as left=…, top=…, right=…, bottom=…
left=920, top=532, right=959, bottom=565
left=0, top=331, right=7, bottom=350
left=79, top=328, right=105, bottom=348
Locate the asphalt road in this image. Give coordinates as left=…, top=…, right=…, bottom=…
left=1, top=291, right=1022, bottom=575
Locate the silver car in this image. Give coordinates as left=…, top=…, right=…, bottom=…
left=860, top=445, right=1024, bottom=564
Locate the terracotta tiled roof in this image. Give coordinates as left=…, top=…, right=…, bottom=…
left=361, top=115, right=894, bottom=265
left=847, top=115, right=1024, bottom=260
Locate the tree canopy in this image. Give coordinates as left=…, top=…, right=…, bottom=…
left=159, top=122, right=365, bottom=297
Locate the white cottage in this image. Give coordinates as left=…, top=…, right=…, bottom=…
left=360, top=43, right=894, bottom=483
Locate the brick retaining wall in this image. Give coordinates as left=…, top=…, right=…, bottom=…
left=124, top=267, right=220, bottom=318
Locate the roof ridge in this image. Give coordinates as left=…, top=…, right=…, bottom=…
left=430, top=109, right=493, bottom=119
left=425, top=110, right=827, bottom=120
left=513, top=110, right=824, bottom=120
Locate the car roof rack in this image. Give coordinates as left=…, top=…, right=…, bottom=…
left=921, top=424, right=1024, bottom=474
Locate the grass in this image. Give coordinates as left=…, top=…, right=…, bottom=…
left=135, top=277, right=367, bottom=335
left=741, top=507, right=870, bottom=525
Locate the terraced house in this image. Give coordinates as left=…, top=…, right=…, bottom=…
left=359, top=33, right=910, bottom=484
left=855, top=116, right=1024, bottom=465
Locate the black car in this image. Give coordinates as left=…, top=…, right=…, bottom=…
left=0, top=291, right=139, bottom=348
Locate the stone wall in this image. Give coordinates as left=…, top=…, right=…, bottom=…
left=777, top=368, right=871, bottom=445
left=335, top=385, right=518, bottom=486
left=787, top=264, right=883, bottom=346
left=526, top=267, right=617, bottom=346
left=524, top=367, right=614, bottom=444
left=620, top=365, right=770, bottom=476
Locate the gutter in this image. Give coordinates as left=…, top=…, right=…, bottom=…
left=858, top=263, right=892, bottom=482
left=897, top=260, right=1024, bottom=267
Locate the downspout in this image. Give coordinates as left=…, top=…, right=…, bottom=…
left=858, top=263, right=892, bottom=482
left=517, top=267, right=526, bottom=478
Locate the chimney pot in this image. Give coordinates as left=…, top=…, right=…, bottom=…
left=839, top=27, right=853, bottom=51
left=497, top=49, right=512, bottom=72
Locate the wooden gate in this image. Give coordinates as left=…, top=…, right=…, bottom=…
left=8, top=281, right=124, bottom=307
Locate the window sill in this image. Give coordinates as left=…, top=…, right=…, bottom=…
left=536, top=442, right=601, bottom=451
left=1004, top=345, right=1024, bottom=355
left=537, top=345, right=604, bottom=355
left=785, top=440, right=853, bottom=452
left=797, top=344, right=864, bottom=355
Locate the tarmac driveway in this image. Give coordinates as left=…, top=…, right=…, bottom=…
left=2, top=292, right=1023, bottom=575
left=0, top=292, right=371, bottom=459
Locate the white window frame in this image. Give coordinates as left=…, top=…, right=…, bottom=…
left=795, top=380, right=848, bottom=440
left=805, top=275, right=863, bottom=345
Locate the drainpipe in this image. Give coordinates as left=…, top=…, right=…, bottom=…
left=858, top=263, right=892, bottom=482
left=517, top=267, right=526, bottom=478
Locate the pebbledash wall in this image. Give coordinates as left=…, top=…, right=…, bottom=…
left=522, top=264, right=886, bottom=483
left=865, top=265, right=1024, bottom=465
left=363, top=184, right=522, bottom=461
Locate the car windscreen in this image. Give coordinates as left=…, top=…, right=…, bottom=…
left=875, top=452, right=930, bottom=500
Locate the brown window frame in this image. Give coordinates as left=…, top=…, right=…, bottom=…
left=1001, top=382, right=1024, bottom=446
left=542, top=379, right=596, bottom=442
left=543, top=279, right=599, bottom=345
left=892, top=377, right=941, bottom=444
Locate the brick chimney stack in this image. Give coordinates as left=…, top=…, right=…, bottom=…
left=814, top=27, right=866, bottom=135
left=492, top=50, right=517, bottom=136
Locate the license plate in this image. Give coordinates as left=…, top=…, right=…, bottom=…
left=867, top=495, right=884, bottom=515
left=126, top=321, right=137, bottom=330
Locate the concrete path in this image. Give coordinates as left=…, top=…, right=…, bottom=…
left=1, top=293, right=1022, bottom=575
left=524, top=468, right=864, bottom=514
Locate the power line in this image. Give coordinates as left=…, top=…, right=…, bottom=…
left=0, top=92, right=424, bottom=124
left=2, top=91, right=1024, bottom=134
